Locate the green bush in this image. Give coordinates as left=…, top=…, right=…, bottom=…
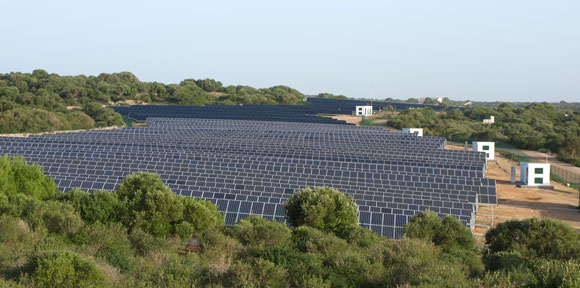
left=225, top=258, right=288, bottom=288
left=229, top=216, right=291, bottom=250
left=18, top=199, right=83, bottom=236
left=485, top=218, right=580, bottom=260
left=533, top=259, right=580, bottom=288
left=128, top=228, right=164, bottom=256
left=484, top=251, right=528, bottom=272
left=64, top=189, right=125, bottom=224
left=284, top=187, right=359, bottom=235
left=402, top=210, right=442, bottom=242
left=0, top=156, right=58, bottom=200
left=174, top=221, right=194, bottom=240
left=198, top=230, right=243, bottom=277
left=22, top=251, right=103, bottom=288
left=181, top=196, right=224, bottom=232
left=383, top=238, right=471, bottom=287
left=116, top=172, right=183, bottom=237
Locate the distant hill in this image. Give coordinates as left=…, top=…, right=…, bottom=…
left=0, top=70, right=308, bottom=133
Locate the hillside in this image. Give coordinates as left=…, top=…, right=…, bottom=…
left=0, top=70, right=306, bottom=133
left=1, top=157, right=579, bottom=287
left=386, top=104, right=580, bottom=167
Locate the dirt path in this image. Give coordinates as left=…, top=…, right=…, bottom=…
left=517, top=149, right=580, bottom=175
left=328, top=115, right=362, bottom=125
left=487, top=155, right=580, bottom=229
left=0, top=126, right=124, bottom=138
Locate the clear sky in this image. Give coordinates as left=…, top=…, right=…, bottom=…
left=1, top=0, right=579, bottom=102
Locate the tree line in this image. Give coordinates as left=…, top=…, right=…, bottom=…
left=0, top=70, right=307, bottom=133
left=387, top=103, right=580, bottom=166
left=1, top=156, right=579, bottom=287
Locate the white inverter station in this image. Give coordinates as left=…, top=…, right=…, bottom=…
left=402, top=128, right=423, bottom=137
left=355, top=106, right=373, bottom=116
left=472, top=141, right=495, bottom=160
left=519, top=162, right=550, bottom=186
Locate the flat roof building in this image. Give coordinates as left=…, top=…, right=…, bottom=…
left=520, top=162, right=550, bottom=186
left=402, top=128, right=423, bottom=137
left=472, top=141, right=495, bottom=160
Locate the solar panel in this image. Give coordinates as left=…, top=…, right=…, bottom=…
left=0, top=116, right=495, bottom=238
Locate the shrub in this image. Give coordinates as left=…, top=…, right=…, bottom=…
left=174, top=221, right=195, bottom=240
left=225, top=258, right=287, bottom=288
left=116, top=172, right=183, bottom=237
left=181, top=196, right=224, bottom=232
left=284, top=187, right=358, bottom=235
left=77, top=222, right=133, bottom=272
left=229, top=216, right=291, bottom=250
left=402, top=210, right=442, bottom=242
left=0, top=155, right=58, bottom=200
left=383, top=238, right=471, bottom=287
left=129, top=228, right=164, bottom=256
left=532, top=259, right=580, bottom=288
left=19, top=199, right=83, bottom=236
left=340, top=224, right=384, bottom=248
left=485, top=218, right=580, bottom=260
left=198, top=230, right=243, bottom=276
left=64, top=189, right=124, bottom=224
left=484, top=251, right=528, bottom=272
left=22, top=251, right=103, bottom=288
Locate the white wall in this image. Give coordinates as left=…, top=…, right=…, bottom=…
left=472, top=141, right=495, bottom=160
left=402, top=128, right=423, bottom=136
left=355, top=106, right=373, bottom=116
left=520, top=163, right=550, bottom=186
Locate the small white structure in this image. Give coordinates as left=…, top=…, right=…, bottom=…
left=402, top=128, right=423, bottom=137
left=472, top=141, right=495, bottom=160
left=520, top=163, right=550, bottom=186
left=483, top=116, right=495, bottom=124
left=355, top=106, right=373, bottom=116
left=437, top=97, right=443, bottom=103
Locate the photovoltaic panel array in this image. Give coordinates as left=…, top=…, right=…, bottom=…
left=112, top=98, right=452, bottom=124
left=0, top=117, right=495, bottom=239
left=306, top=97, right=447, bottom=114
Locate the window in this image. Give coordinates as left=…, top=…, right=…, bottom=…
left=483, top=145, right=490, bottom=151
left=534, top=177, right=543, bottom=184
left=535, top=168, right=543, bottom=174
left=486, top=153, right=490, bottom=158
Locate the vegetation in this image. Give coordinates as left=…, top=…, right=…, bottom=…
left=0, top=70, right=306, bottom=133
left=2, top=157, right=580, bottom=287
left=388, top=103, right=580, bottom=166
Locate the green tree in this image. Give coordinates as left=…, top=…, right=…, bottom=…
left=116, top=172, right=184, bottom=237
left=284, top=187, right=359, bottom=235
left=22, top=251, right=104, bottom=288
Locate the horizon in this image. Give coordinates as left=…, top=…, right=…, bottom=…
left=1, top=1, right=579, bottom=102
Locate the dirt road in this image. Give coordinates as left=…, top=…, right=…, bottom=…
left=518, top=149, right=580, bottom=175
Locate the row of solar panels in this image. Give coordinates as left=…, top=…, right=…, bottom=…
left=113, top=98, right=448, bottom=125
left=0, top=118, right=494, bottom=238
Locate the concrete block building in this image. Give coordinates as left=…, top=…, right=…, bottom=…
left=472, top=141, right=495, bottom=160
left=519, top=162, right=550, bottom=186
left=355, top=106, right=373, bottom=116
left=402, top=128, right=423, bottom=137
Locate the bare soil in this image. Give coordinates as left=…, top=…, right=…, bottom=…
left=0, top=126, right=124, bottom=138
left=328, top=115, right=363, bottom=125
left=447, top=144, right=580, bottom=231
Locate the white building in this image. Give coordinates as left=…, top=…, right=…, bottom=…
left=355, top=106, right=373, bottom=116
left=519, top=163, right=550, bottom=186
left=472, top=141, right=495, bottom=160
left=483, top=116, right=495, bottom=124
left=402, top=128, right=423, bottom=137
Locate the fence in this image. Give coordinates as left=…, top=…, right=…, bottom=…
left=448, top=138, right=580, bottom=190
left=496, top=148, right=580, bottom=189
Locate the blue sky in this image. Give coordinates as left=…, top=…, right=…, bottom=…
left=1, top=0, right=578, bottom=102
